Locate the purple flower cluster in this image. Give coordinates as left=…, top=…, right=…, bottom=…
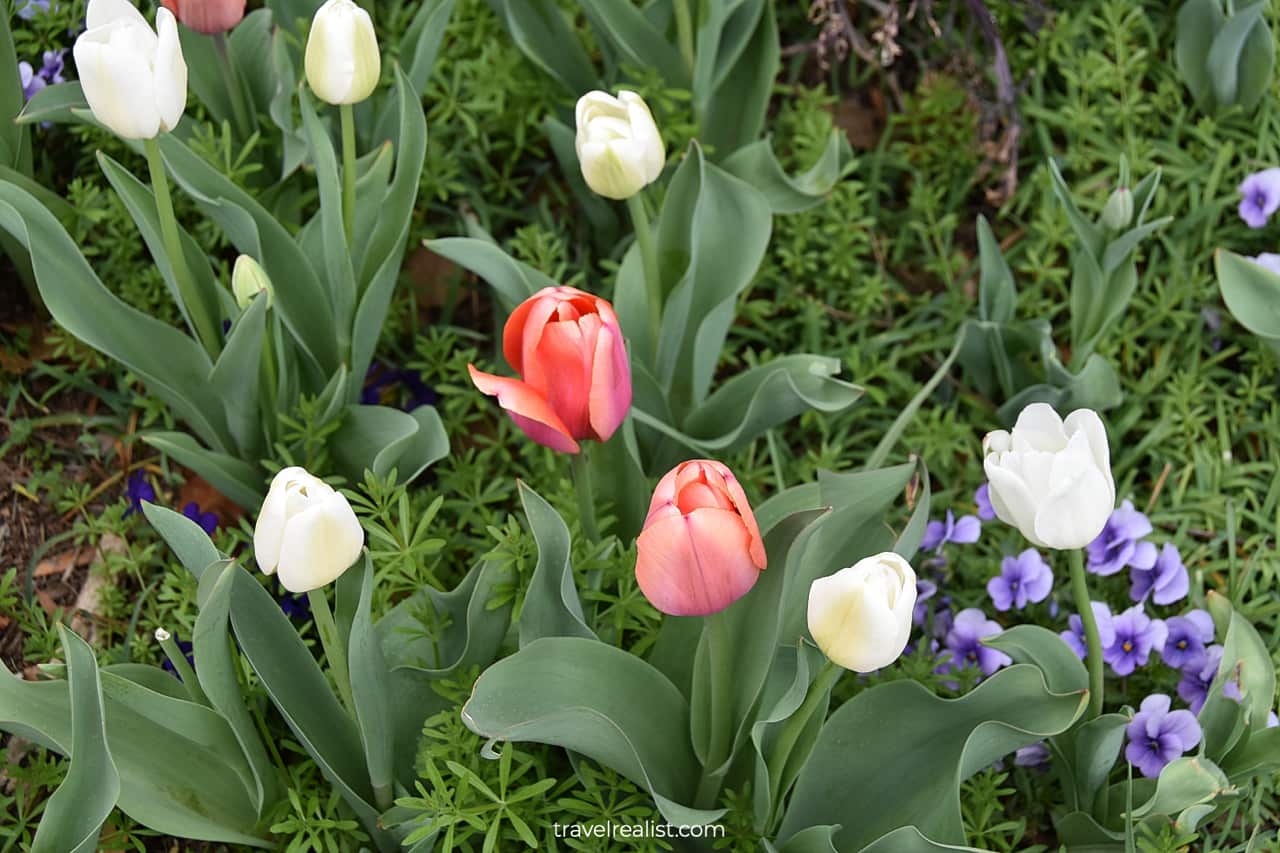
left=1176, top=644, right=1243, bottom=713
left=939, top=608, right=1011, bottom=678
left=1061, top=601, right=1115, bottom=659
left=921, top=509, right=981, bottom=553
left=1239, top=168, right=1280, bottom=228
left=1086, top=501, right=1188, bottom=606
left=1125, top=694, right=1202, bottom=779
left=1105, top=605, right=1167, bottom=676
left=18, top=49, right=64, bottom=102
left=987, top=549, right=1053, bottom=612
left=1160, top=610, right=1214, bottom=669
left=124, top=471, right=219, bottom=534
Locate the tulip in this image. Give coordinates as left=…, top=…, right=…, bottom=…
left=231, top=254, right=272, bottom=309
left=468, top=286, right=632, bottom=454
left=807, top=553, right=917, bottom=672
left=634, top=460, right=766, bottom=616
left=574, top=90, right=665, bottom=200
left=160, top=0, right=244, bottom=34
left=304, top=0, right=381, bottom=106
left=253, top=466, right=364, bottom=593
left=983, top=403, right=1115, bottom=551
left=73, top=0, right=188, bottom=140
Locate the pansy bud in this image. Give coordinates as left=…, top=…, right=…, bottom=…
left=161, top=0, right=245, bottom=34
left=468, top=286, right=631, bottom=454
left=232, top=254, right=273, bottom=309
left=304, top=0, right=380, bottom=105
left=808, top=553, right=916, bottom=672
left=73, top=0, right=187, bottom=139
left=983, top=403, right=1115, bottom=550
left=1101, top=187, right=1133, bottom=231
left=574, top=90, right=664, bottom=200
left=634, top=460, right=766, bottom=616
left=253, top=466, right=364, bottom=593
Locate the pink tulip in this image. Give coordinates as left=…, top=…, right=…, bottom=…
left=161, top=0, right=245, bottom=34
left=468, top=286, right=632, bottom=454
left=635, top=460, right=767, bottom=616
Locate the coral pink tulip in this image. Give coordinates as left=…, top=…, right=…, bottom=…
left=468, top=286, right=632, bottom=454
left=635, top=460, right=767, bottom=616
left=161, top=0, right=245, bottom=34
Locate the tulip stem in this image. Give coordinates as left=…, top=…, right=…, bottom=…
left=697, top=610, right=735, bottom=809
left=765, top=660, right=841, bottom=824
left=1068, top=548, right=1105, bottom=719
left=307, top=587, right=356, bottom=716
left=626, top=193, right=663, bottom=354
left=156, top=629, right=209, bottom=707
left=340, top=103, right=357, bottom=247
left=212, top=32, right=252, bottom=140
left=570, top=450, right=601, bottom=544
left=673, top=0, right=695, bottom=72
left=144, top=137, right=222, bottom=358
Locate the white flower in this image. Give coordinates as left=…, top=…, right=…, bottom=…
left=574, top=90, right=664, bottom=200
left=253, top=467, right=364, bottom=593
left=232, top=254, right=273, bottom=309
left=983, top=403, right=1115, bottom=550
left=73, top=0, right=187, bottom=140
left=304, top=0, right=381, bottom=105
left=807, top=553, right=916, bottom=673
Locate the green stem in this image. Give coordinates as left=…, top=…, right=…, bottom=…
left=570, top=449, right=600, bottom=544
left=212, top=32, right=252, bottom=139
left=144, top=137, right=221, bottom=357
left=1069, top=548, right=1104, bottom=719
left=696, top=610, right=734, bottom=808
left=765, top=660, right=841, bottom=819
left=157, top=628, right=209, bottom=706
left=307, top=587, right=356, bottom=716
left=672, top=0, right=695, bottom=73
left=340, top=103, right=357, bottom=246
left=626, top=193, right=662, bottom=353
left=865, top=330, right=964, bottom=470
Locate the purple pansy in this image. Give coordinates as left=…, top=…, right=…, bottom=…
left=987, top=548, right=1053, bottom=612
left=181, top=502, right=219, bottom=535
left=40, top=50, right=65, bottom=85
left=1239, top=168, right=1280, bottom=228
left=1177, top=645, right=1241, bottom=713
left=274, top=580, right=312, bottom=621
left=124, top=470, right=156, bottom=517
left=1014, top=741, right=1051, bottom=770
left=1104, top=605, right=1166, bottom=677
left=940, top=608, right=1011, bottom=677
left=1086, top=500, right=1157, bottom=576
left=913, top=578, right=937, bottom=627
left=974, top=484, right=996, bottom=522
left=1161, top=610, right=1214, bottom=669
left=1125, top=694, right=1202, bottom=779
left=1061, top=601, right=1116, bottom=659
left=361, top=361, right=438, bottom=411
left=1130, top=543, right=1189, bottom=606
left=18, top=62, right=45, bottom=101
left=921, top=509, right=981, bottom=552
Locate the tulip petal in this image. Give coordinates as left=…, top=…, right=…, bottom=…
left=87, top=0, right=150, bottom=29
left=74, top=33, right=161, bottom=139
left=502, top=290, right=554, bottom=377
left=1033, top=464, right=1113, bottom=550
left=153, top=7, right=187, bottom=132
left=536, top=316, right=593, bottom=438
left=275, top=493, right=365, bottom=593
left=984, top=460, right=1043, bottom=547
left=587, top=322, right=630, bottom=441
left=718, top=468, right=766, bottom=570
left=1012, top=402, right=1069, bottom=450
left=1064, top=408, right=1113, bottom=485
left=468, top=365, right=580, bottom=454
left=636, top=508, right=760, bottom=616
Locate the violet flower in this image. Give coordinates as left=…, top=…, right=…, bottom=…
left=1130, top=543, right=1189, bottom=606
left=16, top=0, right=51, bottom=19
left=40, top=50, right=65, bottom=85
left=1061, top=601, right=1116, bottom=659
left=1239, top=168, right=1280, bottom=228
left=361, top=361, right=438, bottom=411
left=18, top=62, right=45, bottom=101
left=974, top=483, right=996, bottom=522
left=921, top=509, right=981, bottom=552
left=1014, top=741, right=1051, bottom=770
left=1177, top=645, right=1241, bottom=713
left=1125, top=694, right=1202, bottom=779
left=181, top=502, right=219, bottom=535
left=1252, top=253, right=1280, bottom=276
left=940, top=608, right=1011, bottom=677
left=987, top=548, right=1053, bottom=611
left=1161, top=610, right=1214, bottom=669
left=124, top=470, right=156, bottom=517
left=913, top=578, right=937, bottom=627
left=1104, top=605, right=1166, bottom=677
left=1086, top=500, right=1156, bottom=576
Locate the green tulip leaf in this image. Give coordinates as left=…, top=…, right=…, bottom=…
left=141, top=432, right=264, bottom=509
left=16, top=81, right=87, bottom=126
left=426, top=236, right=557, bottom=314
left=985, top=625, right=1089, bottom=695
left=493, top=0, right=598, bottom=95
left=329, top=403, right=450, bottom=486
left=1207, top=591, right=1276, bottom=734
left=1176, top=0, right=1226, bottom=110
left=976, top=215, right=1016, bottom=324
left=141, top=503, right=224, bottom=583
left=1221, top=726, right=1280, bottom=784
left=779, top=664, right=1087, bottom=850
left=854, top=826, right=992, bottom=852
left=720, top=129, right=851, bottom=214
left=1205, top=2, right=1267, bottom=109
left=1215, top=249, right=1280, bottom=345
left=1128, top=756, right=1231, bottom=820
left=348, top=554, right=395, bottom=809
left=700, top=0, right=778, bottom=155
left=578, top=0, right=689, bottom=89
left=299, top=91, right=357, bottom=325
left=517, top=482, right=596, bottom=646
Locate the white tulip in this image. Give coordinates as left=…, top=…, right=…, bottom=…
left=304, top=0, right=381, bottom=105
left=73, top=0, right=187, bottom=140
left=574, top=90, right=665, bottom=200
left=983, top=403, right=1115, bottom=550
left=253, top=467, right=364, bottom=593
left=232, top=254, right=273, bottom=309
left=807, top=553, right=916, bottom=673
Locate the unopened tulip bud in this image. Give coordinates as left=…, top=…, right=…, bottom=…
left=468, top=286, right=631, bottom=454
left=634, top=460, right=766, bottom=616
left=983, top=403, right=1115, bottom=550
left=161, top=0, right=245, bottom=34
left=304, top=0, right=380, bottom=105
left=73, top=0, right=187, bottom=139
left=232, top=254, right=273, bottom=309
left=1101, top=187, right=1133, bottom=231
left=808, top=553, right=917, bottom=672
left=574, top=90, right=665, bottom=200
left=253, top=466, right=364, bottom=593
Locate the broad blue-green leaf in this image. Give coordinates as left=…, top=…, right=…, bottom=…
left=693, top=0, right=765, bottom=104
left=462, top=637, right=721, bottom=826
left=427, top=236, right=556, bottom=314
left=721, top=130, right=851, bottom=213
left=30, top=627, right=119, bottom=853
left=1055, top=713, right=1128, bottom=814
left=579, top=0, right=689, bottom=88
left=141, top=503, right=223, bottom=582
left=266, top=0, right=321, bottom=34
left=495, top=0, right=597, bottom=95
left=700, top=0, right=777, bottom=156
left=230, top=9, right=277, bottom=116
left=348, top=554, right=394, bottom=808
left=401, top=0, right=457, bottom=95
left=767, top=825, right=838, bottom=853
left=0, top=181, right=230, bottom=452
left=1206, top=2, right=1267, bottom=109
left=1207, top=591, right=1276, bottom=734
left=976, top=215, right=1016, bottom=324
left=0, top=11, right=30, bottom=172
left=179, top=26, right=235, bottom=127
left=855, top=826, right=991, bottom=852
left=142, top=432, right=264, bottom=508
left=985, top=625, right=1089, bottom=695
left=1215, top=249, right=1280, bottom=350
left=210, top=294, right=267, bottom=458
left=1221, top=726, right=1280, bottom=783
left=1176, top=0, right=1225, bottom=110
left=517, top=482, right=595, bottom=646
left=329, top=403, right=449, bottom=485
left=1128, top=757, right=1231, bottom=820
left=892, top=457, right=930, bottom=558
left=16, top=81, right=87, bottom=126
left=779, top=665, right=1087, bottom=850
left=267, top=26, right=308, bottom=178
